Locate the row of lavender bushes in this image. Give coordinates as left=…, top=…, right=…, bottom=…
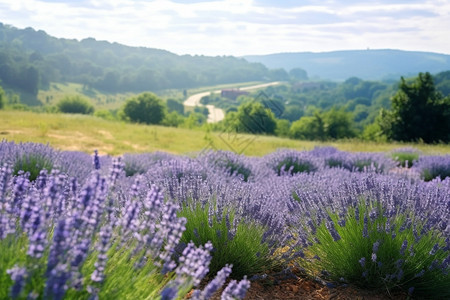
left=1, top=140, right=449, bottom=299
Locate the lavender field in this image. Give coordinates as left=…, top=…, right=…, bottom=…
left=1, top=141, right=449, bottom=299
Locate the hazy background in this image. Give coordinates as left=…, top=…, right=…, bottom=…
left=0, top=0, right=449, bottom=56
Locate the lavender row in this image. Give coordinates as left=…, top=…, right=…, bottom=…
left=1, top=141, right=449, bottom=298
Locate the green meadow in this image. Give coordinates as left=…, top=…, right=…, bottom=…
left=1, top=110, right=448, bottom=156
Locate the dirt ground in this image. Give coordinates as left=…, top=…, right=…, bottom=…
left=188, top=267, right=410, bottom=300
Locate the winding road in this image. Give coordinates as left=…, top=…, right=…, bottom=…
left=184, top=82, right=281, bottom=123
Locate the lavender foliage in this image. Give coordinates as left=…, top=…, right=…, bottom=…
left=414, top=154, right=450, bottom=181
left=1, top=141, right=449, bottom=299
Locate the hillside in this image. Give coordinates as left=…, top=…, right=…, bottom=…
left=0, top=23, right=278, bottom=103
left=1, top=111, right=448, bottom=156
left=244, top=50, right=450, bottom=81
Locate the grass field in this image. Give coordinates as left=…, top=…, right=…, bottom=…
left=1, top=110, right=449, bottom=156
left=37, top=82, right=137, bottom=110
left=36, top=81, right=265, bottom=111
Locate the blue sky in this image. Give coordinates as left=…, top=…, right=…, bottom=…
left=0, top=0, right=449, bottom=56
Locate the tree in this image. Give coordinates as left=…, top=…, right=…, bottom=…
left=281, top=105, right=304, bottom=122
left=56, top=95, right=94, bottom=115
left=162, top=111, right=184, bottom=127
left=166, top=98, right=184, bottom=115
left=322, top=108, right=355, bottom=139
left=379, top=72, right=450, bottom=143
left=289, top=108, right=355, bottom=140
left=122, top=92, right=166, bottom=125
left=234, top=102, right=277, bottom=134
left=289, top=113, right=325, bottom=140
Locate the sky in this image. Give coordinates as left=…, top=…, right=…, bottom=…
left=0, top=0, right=449, bottom=56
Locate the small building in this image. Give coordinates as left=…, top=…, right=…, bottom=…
left=221, top=89, right=249, bottom=100
left=292, top=82, right=322, bottom=92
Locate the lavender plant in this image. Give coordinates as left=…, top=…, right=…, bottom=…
left=264, top=149, right=322, bottom=176
left=0, top=155, right=250, bottom=299
left=122, top=152, right=174, bottom=177
left=293, top=169, right=450, bottom=297
left=390, top=147, right=420, bottom=168
left=414, top=154, right=450, bottom=181
left=324, top=151, right=396, bottom=173
left=178, top=202, right=274, bottom=278
left=2, top=141, right=448, bottom=299
left=198, top=150, right=253, bottom=182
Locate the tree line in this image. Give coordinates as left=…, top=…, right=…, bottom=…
left=1, top=71, right=449, bottom=143
left=0, top=23, right=292, bottom=98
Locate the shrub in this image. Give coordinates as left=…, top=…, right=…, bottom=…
left=414, top=155, right=450, bottom=181
left=122, top=92, right=166, bottom=125
left=13, top=154, right=54, bottom=181
left=0, top=165, right=250, bottom=300
left=199, top=151, right=252, bottom=182
left=265, top=149, right=321, bottom=176
left=3, top=142, right=58, bottom=181
left=178, top=202, right=275, bottom=278
left=122, top=152, right=174, bottom=177
left=324, top=151, right=396, bottom=174
left=391, top=147, right=420, bottom=168
left=57, top=95, right=94, bottom=115
left=300, top=199, right=450, bottom=298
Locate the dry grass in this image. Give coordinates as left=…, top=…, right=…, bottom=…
left=1, top=110, right=449, bottom=156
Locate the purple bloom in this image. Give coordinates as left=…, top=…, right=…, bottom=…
left=176, top=241, right=213, bottom=285
left=359, top=257, right=366, bottom=268
left=414, top=154, right=450, bottom=181
left=415, top=269, right=425, bottom=278
left=221, top=276, right=251, bottom=300
left=7, top=265, right=28, bottom=299
left=47, top=218, right=71, bottom=276
left=161, top=286, right=178, bottom=300
left=371, top=253, right=377, bottom=262
left=93, top=150, right=101, bottom=170
left=429, top=243, right=440, bottom=255
left=372, top=241, right=380, bottom=253
left=400, top=240, right=408, bottom=255
left=326, top=221, right=341, bottom=241
left=44, top=263, right=70, bottom=300
left=193, top=264, right=232, bottom=300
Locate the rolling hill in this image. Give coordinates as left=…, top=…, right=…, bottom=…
left=0, top=22, right=276, bottom=103
left=244, top=49, right=450, bottom=81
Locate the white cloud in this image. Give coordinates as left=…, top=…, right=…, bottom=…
left=0, top=0, right=449, bottom=55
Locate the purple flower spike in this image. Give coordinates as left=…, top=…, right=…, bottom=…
left=93, top=150, right=101, bottom=170
left=7, top=265, right=28, bottom=299
left=359, top=257, right=366, bottom=268
left=193, top=264, right=233, bottom=300
left=161, top=286, right=178, bottom=300
left=400, top=240, right=408, bottom=255
left=372, top=241, right=380, bottom=253
left=371, top=253, right=377, bottom=262
left=221, top=276, right=251, bottom=300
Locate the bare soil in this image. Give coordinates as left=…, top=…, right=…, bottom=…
left=188, top=267, right=409, bottom=300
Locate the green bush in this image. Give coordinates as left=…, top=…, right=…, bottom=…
left=13, top=154, right=54, bottom=181
left=57, top=95, right=94, bottom=115
left=299, top=200, right=450, bottom=298
left=179, top=202, right=275, bottom=278
left=122, top=93, right=166, bottom=125
left=391, top=148, right=420, bottom=168
left=94, top=109, right=116, bottom=121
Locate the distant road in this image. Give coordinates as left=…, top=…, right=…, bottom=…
left=184, top=81, right=281, bottom=123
